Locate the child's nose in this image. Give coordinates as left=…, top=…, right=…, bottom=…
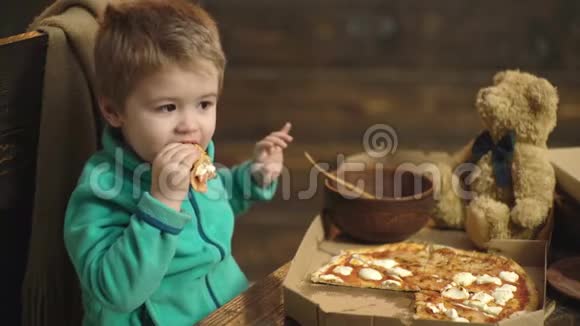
left=176, top=111, right=199, bottom=133
left=176, top=121, right=198, bottom=134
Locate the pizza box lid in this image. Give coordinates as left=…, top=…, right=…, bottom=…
left=282, top=215, right=548, bottom=326
left=548, top=147, right=580, bottom=202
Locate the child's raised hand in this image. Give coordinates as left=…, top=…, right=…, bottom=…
left=151, top=143, right=201, bottom=211
left=251, top=122, right=293, bottom=186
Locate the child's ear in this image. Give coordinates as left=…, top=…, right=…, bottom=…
left=98, top=97, right=124, bottom=127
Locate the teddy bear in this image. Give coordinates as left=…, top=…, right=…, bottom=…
left=432, top=70, right=558, bottom=248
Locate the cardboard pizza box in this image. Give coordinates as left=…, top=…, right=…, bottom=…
left=548, top=147, right=580, bottom=202
left=282, top=216, right=548, bottom=326
left=283, top=149, right=550, bottom=325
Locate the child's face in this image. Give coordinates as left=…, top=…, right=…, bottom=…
left=105, top=60, right=219, bottom=163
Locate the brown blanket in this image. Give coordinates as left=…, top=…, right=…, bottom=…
left=22, top=0, right=109, bottom=325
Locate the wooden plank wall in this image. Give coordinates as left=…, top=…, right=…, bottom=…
left=203, top=0, right=580, bottom=171
left=0, top=0, right=53, bottom=38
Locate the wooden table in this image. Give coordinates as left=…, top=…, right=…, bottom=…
left=198, top=260, right=580, bottom=326
left=198, top=262, right=297, bottom=326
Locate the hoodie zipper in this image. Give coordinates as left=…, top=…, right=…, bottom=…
left=188, top=190, right=225, bottom=308
left=188, top=191, right=225, bottom=260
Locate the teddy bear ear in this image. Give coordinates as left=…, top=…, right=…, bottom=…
left=526, top=78, right=559, bottom=113
left=492, top=71, right=507, bottom=85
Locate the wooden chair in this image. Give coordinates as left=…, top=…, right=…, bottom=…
left=0, top=31, right=47, bottom=325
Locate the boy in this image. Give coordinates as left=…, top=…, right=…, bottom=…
left=63, top=0, right=293, bottom=325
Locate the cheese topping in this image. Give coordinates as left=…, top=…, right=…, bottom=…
left=471, top=292, right=494, bottom=304
left=319, top=274, right=344, bottom=283
left=463, top=300, right=486, bottom=310
left=445, top=308, right=470, bottom=323
left=442, top=286, right=470, bottom=300
left=492, top=291, right=514, bottom=306
left=492, top=284, right=517, bottom=306
left=195, top=162, right=216, bottom=176
left=499, top=271, right=519, bottom=283
left=349, top=255, right=368, bottom=266
left=463, top=300, right=504, bottom=316
left=483, top=305, right=503, bottom=316
left=453, top=272, right=477, bottom=286
left=371, top=258, right=398, bottom=269
left=332, top=266, right=353, bottom=276
left=462, top=300, right=485, bottom=310
left=446, top=308, right=459, bottom=319
left=359, top=268, right=383, bottom=281
left=437, top=303, right=447, bottom=313
left=426, top=302, right=440, bottom=314
left=476, top=274, right=502, bottom=286
left=498, top=284, right=517, bottom=292
left=382, top=279, right=402, bottom=288
left=443, top=282, right=458, bottom=291
left=386, top=266, right=413, bottom=278
left=427, top=303, right=469, bottom=322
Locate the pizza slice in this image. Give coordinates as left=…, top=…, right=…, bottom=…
left=190, top=144, right=217, bottom=193
left=344, top=242, right=434, bottom=291
left=311, top=243, right=435, bottom=291
left=422, top=245, right=538, bottom=303
left=415, top=244, right=539, bottom=321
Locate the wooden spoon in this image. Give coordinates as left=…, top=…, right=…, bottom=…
left=304, top=151, right=376, bottom=199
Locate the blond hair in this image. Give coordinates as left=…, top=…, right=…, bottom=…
left=94, top=0, right=226, bottom=110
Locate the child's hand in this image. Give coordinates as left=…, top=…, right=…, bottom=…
left=251, top=122, right=293, bottom=187
left=151, top=143, right=201, bottom=211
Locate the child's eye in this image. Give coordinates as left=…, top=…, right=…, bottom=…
left=157, top=104, right=176, bottom=112
left=199, top=101, right=213, bottom=110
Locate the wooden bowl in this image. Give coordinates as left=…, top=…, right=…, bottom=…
left=322, top=167, right=435, bottom=243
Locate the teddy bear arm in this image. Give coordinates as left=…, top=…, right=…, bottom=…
left=432, top=162, right=466, bottom=229
left=510, top=148, right=555, bottom=229
left=465, top=195, right=511, bottom=248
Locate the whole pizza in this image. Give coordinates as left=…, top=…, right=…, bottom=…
left=311, top=242, right=538, bottom=323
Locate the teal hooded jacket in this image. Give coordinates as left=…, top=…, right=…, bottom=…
left=64, top=127, right=277, bottom=325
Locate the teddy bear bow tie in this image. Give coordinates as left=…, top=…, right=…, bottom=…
left=470, top=130, right=516, bottom=188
